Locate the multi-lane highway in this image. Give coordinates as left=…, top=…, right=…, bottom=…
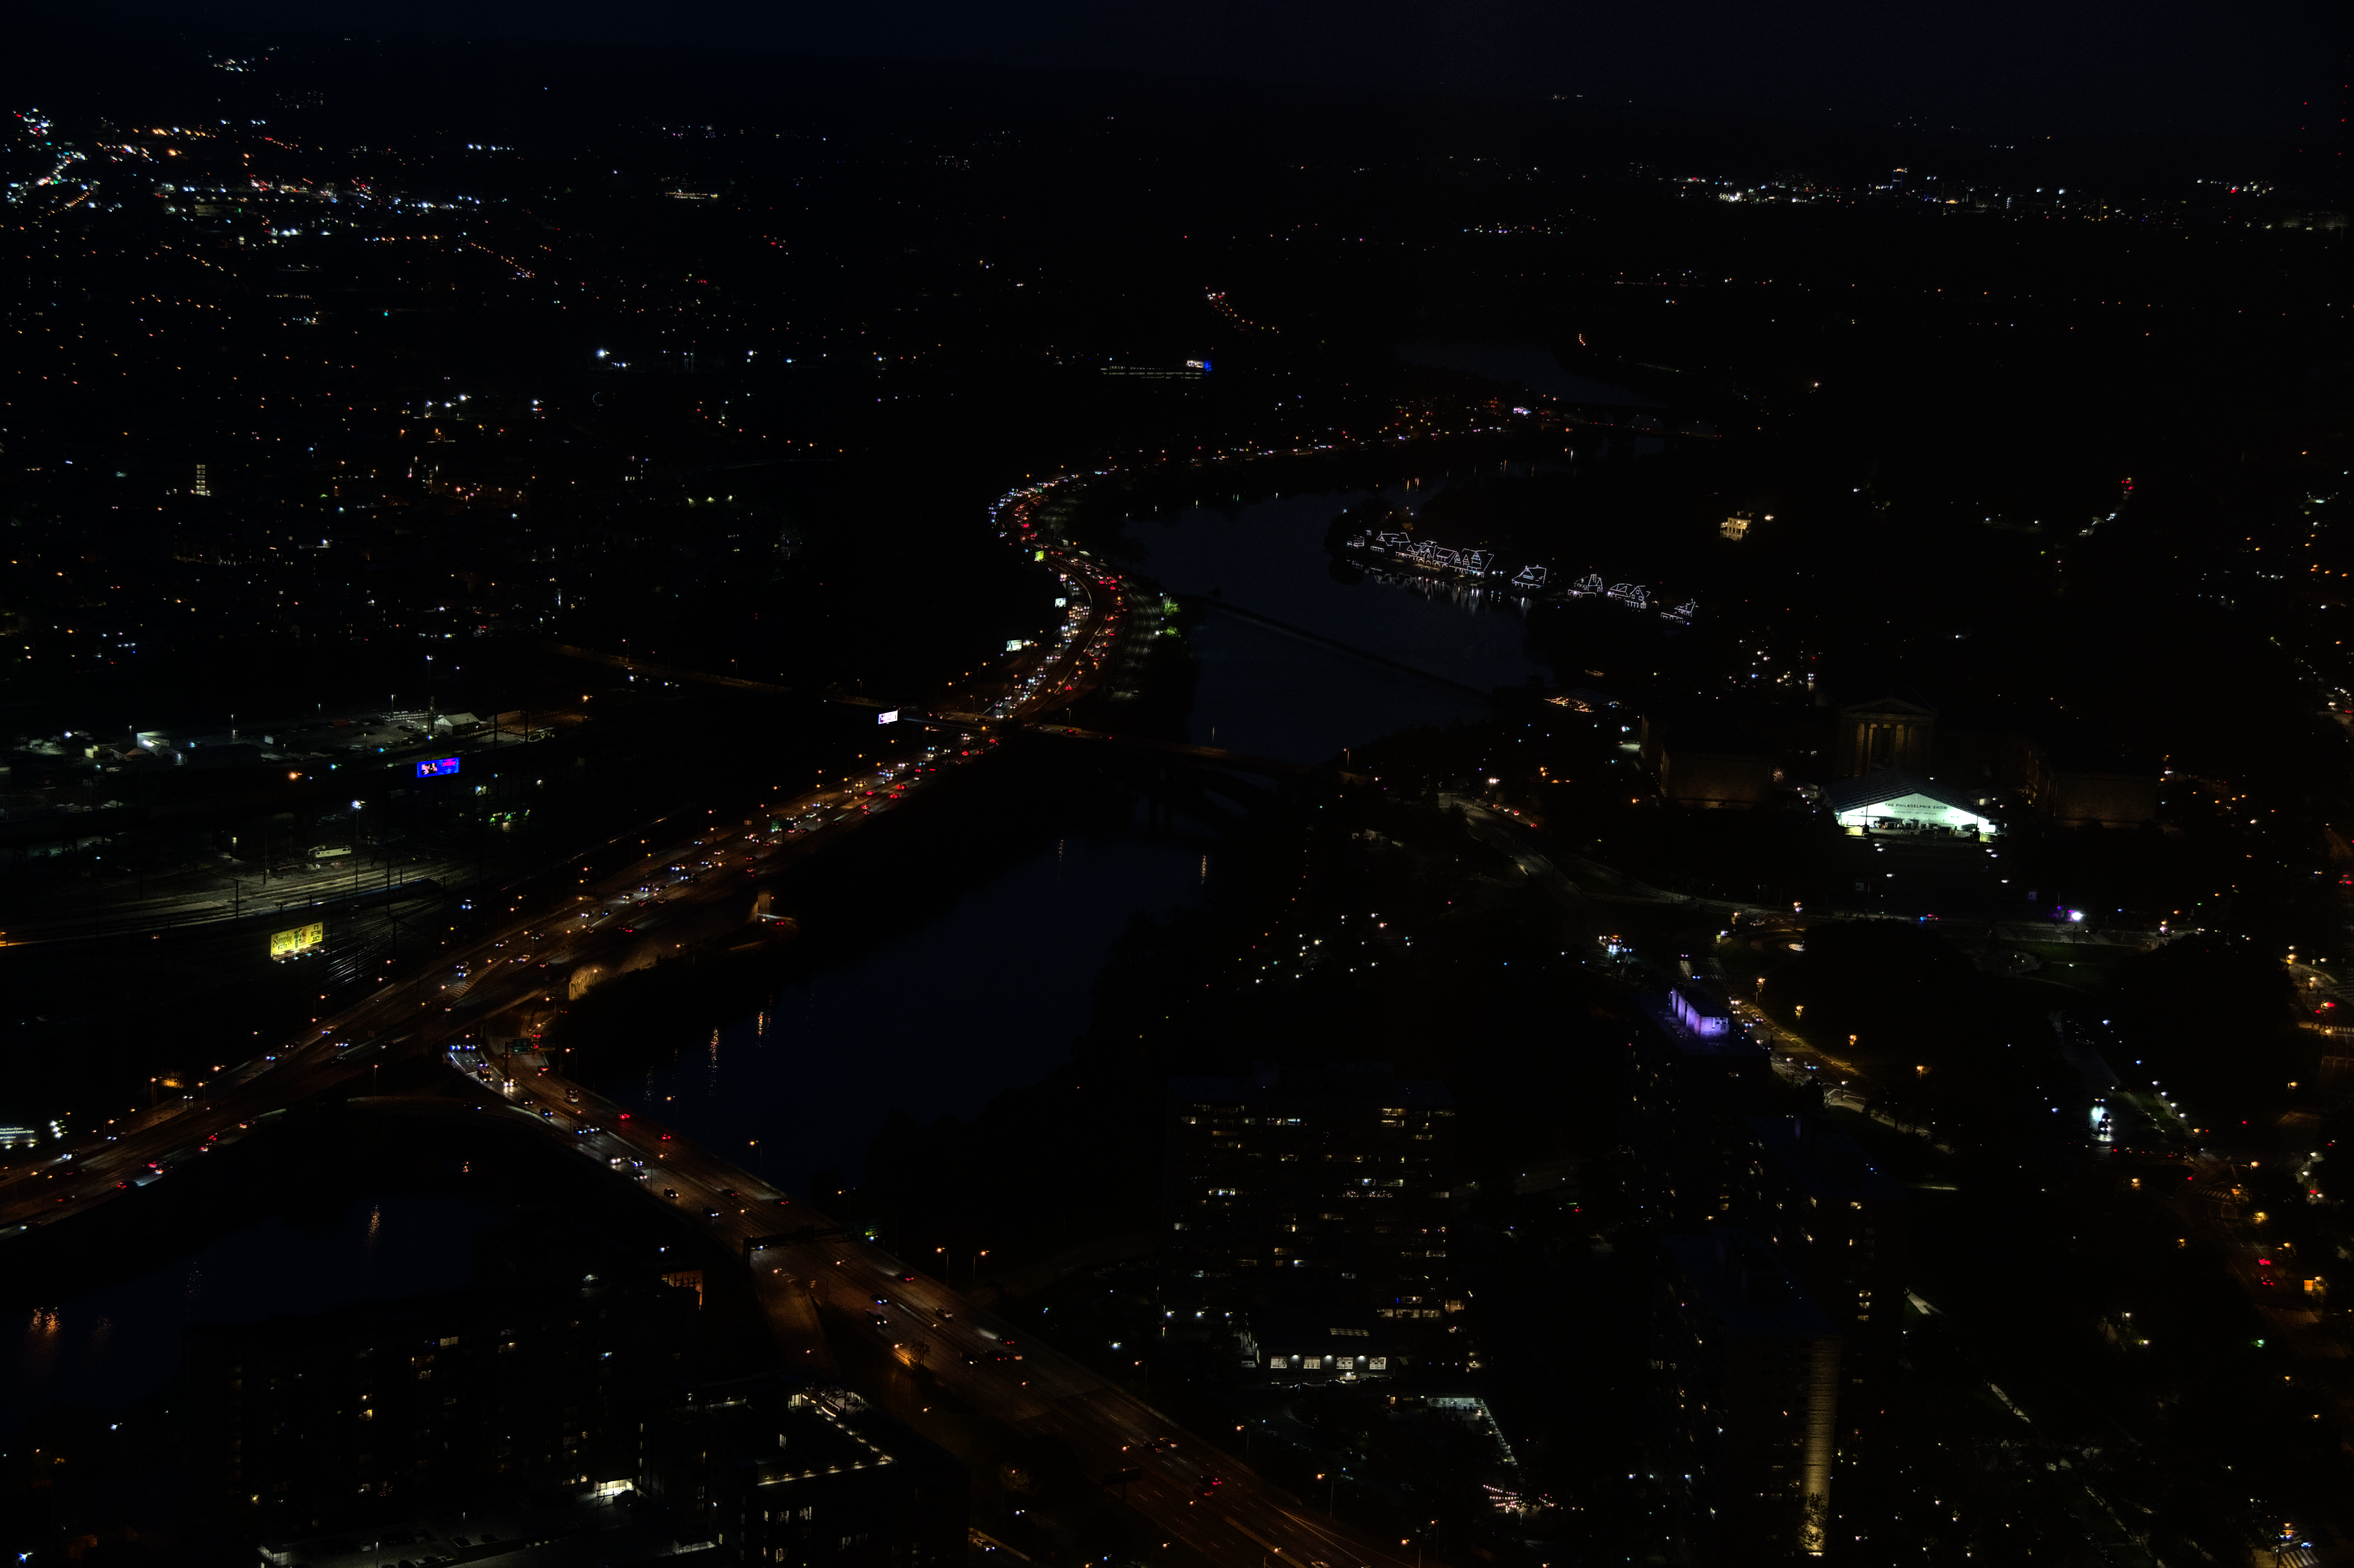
left=460, top=1049, right=1408, bottom=1568
left=0, top=549, right=1416, bottom=1568
left=0, top=549, right=1420, bottom=1566
left=0, top=548, right=1123, bottom=1229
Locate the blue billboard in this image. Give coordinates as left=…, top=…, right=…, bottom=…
left=417, top=756, right=461, bottom=778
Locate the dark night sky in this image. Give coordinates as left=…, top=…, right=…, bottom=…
left=101, top=0, right=2353, bottom=141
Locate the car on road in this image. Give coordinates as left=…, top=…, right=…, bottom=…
left=661, top=1188, right=680, bottom=1200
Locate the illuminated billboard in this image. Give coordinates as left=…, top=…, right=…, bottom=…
left=271, top=921, right=325, bottom=960
left=417, top=755, right=460, bottom=778
left=878, top=710, right=899, bottom=725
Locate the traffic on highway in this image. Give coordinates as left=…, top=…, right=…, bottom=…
left=458, top=1046, right=1408, bottom=1568
left=0, top=544, right=1126, bottom=1232
left=0, top=549, right=1417, bottom=1565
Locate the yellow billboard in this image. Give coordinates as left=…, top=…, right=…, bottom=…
left=270, top=921, right=325, bottom=960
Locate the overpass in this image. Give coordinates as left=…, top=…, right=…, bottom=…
left=0, top=716, right=1405, bottom=1568
left=0, top=547, right=1421, bottom=1568
left=446, top=1052, right=1412, bottom=1568
left=0, top=557, right=1428, bottom=1568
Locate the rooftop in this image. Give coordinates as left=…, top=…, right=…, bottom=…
left=1822, top=769, right=1987, bottom=817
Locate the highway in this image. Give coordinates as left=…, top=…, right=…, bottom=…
left=0, top=558, right=1122, bottom=951
left=0, top=547, right=1414, bottom=1568
left=457, top=1053, right=1408, bottom=1568
left=0, top=546, right=1122, bottom=1225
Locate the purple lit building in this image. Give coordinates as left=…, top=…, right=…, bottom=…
left=1624, top=982, right=1776, bottom=1229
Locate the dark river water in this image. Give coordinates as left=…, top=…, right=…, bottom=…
left=605, top=810, right=1219, bottom=1193
left=3, top=485, right=1554, bottom=1434
left=1127, top=489, right=1552, bottom=761
left=598, top=488, right=1554, bottom=1181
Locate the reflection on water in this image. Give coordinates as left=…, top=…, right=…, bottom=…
left=602, top=792, right=1218, bottom=1190
left=1, top=1192, right=517, bottom=1438
left=1124, top=492, right=1553, bottom=763
left=14, top=479, right=1576, bottom=1430
left=1358, top=565, right=1542, bottom=611
left=623, top=492, right=1559, bottom=1182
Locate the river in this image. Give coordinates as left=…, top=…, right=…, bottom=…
left=598, top=486, right=1555, bottom=1179
left=1125, top=489, right=1553, bottom=761
left=1, top=485, right=1554, bottom=1434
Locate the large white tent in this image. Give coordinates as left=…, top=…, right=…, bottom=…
left=1823, top=770, right=1999, bottom=835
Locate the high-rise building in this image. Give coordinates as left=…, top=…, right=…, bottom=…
left=1625, top=982, right=1777, bottom=1228
left=1653, top=1229, right=1842, bottom=1560
left=1742, top=1115, right=1910, bottom=1450
left=641, top=1377, right=965, bottom=1568
left=1163, top=1061, right=1456, bottom=1319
